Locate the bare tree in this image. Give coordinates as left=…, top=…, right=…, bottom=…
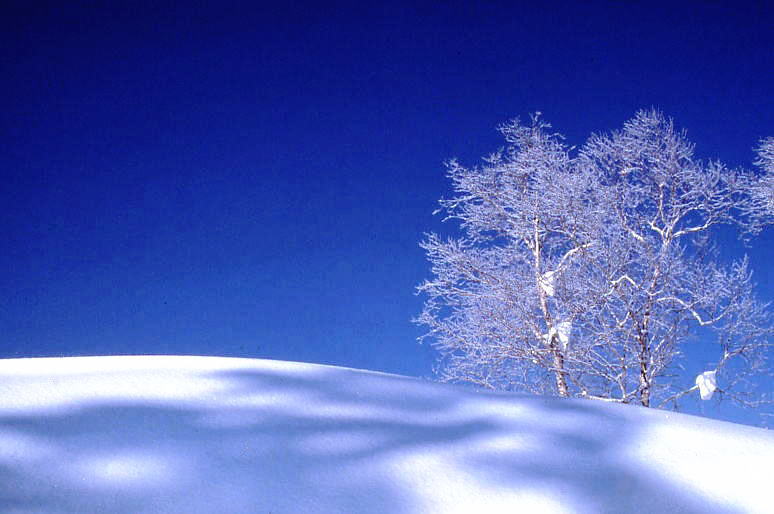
left=416, top=111, right=772, bottom=411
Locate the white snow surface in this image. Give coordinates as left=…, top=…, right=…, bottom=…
left=1, top=355, right=772, bottom=513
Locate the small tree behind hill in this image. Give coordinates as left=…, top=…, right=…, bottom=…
left=416, top=111, right=772, bottom=410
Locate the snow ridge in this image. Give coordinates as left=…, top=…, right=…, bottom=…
left=0, top=355, right=771, bottom=513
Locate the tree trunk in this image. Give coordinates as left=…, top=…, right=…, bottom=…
left=637, top=327, right=651, bottom=407
left=533, top=218, right=569, bottom=397
left=552, top=346, right=570, bottom=397
left=639, top=359, right=650, bottom=407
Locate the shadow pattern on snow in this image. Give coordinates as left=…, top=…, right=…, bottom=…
left=0, top=358, right=747, bottom=513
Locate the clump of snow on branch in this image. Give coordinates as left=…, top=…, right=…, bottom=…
left=544, top=322, right=572, bottom=351
left=555, top=321, right=572, bottom=351
left=539, top=271, right=556, bottom=297
left=696, top=371, right=718, bottom=401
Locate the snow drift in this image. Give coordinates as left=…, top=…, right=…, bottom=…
left=1, top=355, right=772, bottom=513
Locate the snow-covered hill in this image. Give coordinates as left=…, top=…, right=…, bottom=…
left=1, top=355, right=772, bottom=513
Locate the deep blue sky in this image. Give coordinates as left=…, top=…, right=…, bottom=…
left=2, top=2, right=772, bottom=424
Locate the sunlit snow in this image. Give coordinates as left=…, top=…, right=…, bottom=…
left=1, top=355, right=772, bottom=513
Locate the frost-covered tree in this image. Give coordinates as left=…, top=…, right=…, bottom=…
left=752, top=137, right=774, bottom=215
left=416, top=111, right=772, bottom=409
left=579, top=112, right=771, bottom=407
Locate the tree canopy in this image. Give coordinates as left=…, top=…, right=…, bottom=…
left=417, top=111, right=772, bottom=410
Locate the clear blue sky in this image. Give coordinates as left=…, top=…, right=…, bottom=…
left=2, top=2, right=772, bottom=424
